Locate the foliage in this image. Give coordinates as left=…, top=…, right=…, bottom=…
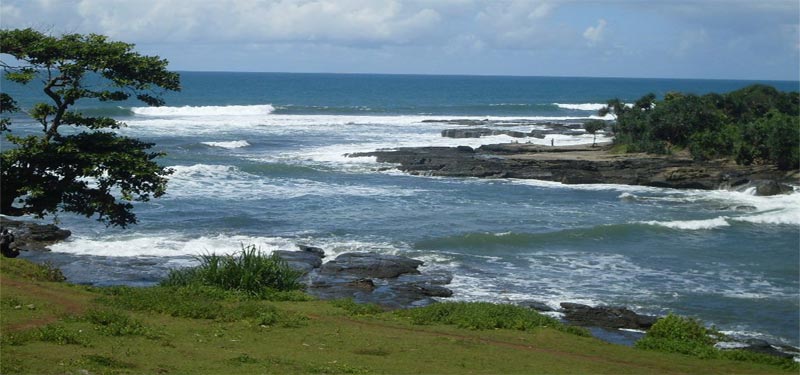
left=601, top=85, right=799, bottom=170
left=583, top=119, right=606, bottom=146
left=0, top=28, right=180, bottom=227
left=161, top=244, right=303, bottom=295
left=396, top=302, right=590, bottom=337
left=636, top=314, right=799, bottom=371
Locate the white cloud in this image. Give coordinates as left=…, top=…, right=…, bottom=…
left=4, top=0, right=443, bottom=46
left=582, top=19, right=606, bottom=46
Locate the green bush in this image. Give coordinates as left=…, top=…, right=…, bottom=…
left=636, top=314, right=799, bottom=371
left=605, top=85, right=800, bottom=170
left=396, top=302, right=590, bottom=337
left=161, top=244, right=303, bottom=295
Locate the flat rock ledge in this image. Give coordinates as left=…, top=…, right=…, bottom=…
left=0, top=217, right=71, bottom=251
left=351, top=144, right=798, bottom=194
left=274, top=246, right=453, bottom=309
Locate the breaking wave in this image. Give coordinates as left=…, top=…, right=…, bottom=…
left=131, top=104, right=276, bottom=117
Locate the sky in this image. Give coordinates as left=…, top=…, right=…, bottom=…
left=1, top=0, right=799, bottom=80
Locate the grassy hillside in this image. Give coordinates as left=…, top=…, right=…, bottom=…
left=0, top=258, right=794, bottom=374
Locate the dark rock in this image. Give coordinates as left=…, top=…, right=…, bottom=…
left=742, top=339, right=795, bottom=359
left=456, top=145, right=474, bottom=153
left=351, top=144, right=794, bottom=191
left=319, top=252, right=423, bottom=279
left=754, top=180, right=793, bottom=196
left=560, top=302, right=658, bottom=330
left=346, top=278, right=376, bottom=291
left=441, top=128, right=530, bottom=139
left=307, top=255, right=452, bottom=309
left=273, top=250, right=323, bottom=268
left=297, top=244, right=325, bottom=257
left=396, top=271, right=454, bottom=286
left=517, top=300, right=554, bottom=312
left=284, top=261, right=315, bottom=274
left=395, top=283, right=453, bottom=297
left=0, top=217, right=71, bottom=251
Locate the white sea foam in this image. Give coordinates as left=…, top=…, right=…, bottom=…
left=553, top=103, right=606, bottom=111
left=131, top=104, right=275, bottom=117
left=48, top=233, right=296, bottom=258
left=714, top=341, right=750, bottom=350
left=201, top=140, right=251, bottom=149
left=166, top=164, right=424, bottom=200
left=640, top=217, right=731, bottom=230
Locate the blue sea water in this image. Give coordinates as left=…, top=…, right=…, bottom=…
left=3, top=72, right=799, bottom=346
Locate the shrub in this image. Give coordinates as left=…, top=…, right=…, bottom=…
left=161, top=244, right=303, bottom=295
left=635, top=314, right=799, bottom=371
left=396, top=302, right=590, bottom=337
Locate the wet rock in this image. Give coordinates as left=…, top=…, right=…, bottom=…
left=741, top=339, right=795, bottom=359
left=319, top=252, right=423, bottom=279
left=441, top=128, right=529, bottom=139
left=517, top=300, right=555, bottom=312
left=346, top=278, right=376, bottom=291
left=306, top=252, right=452, bottom=309
left=560, top=302, right=658, bottom=330
left=297, top=244, right=325, bottom=257
left=273, top=250, right=323, bottom=268
left=352, top=144, right=794, bottom=191
left=753, top=180, right=793, bottom=196
left=0, top=217, right=71, bottom=251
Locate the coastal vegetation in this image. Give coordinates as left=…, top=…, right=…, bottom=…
left=0, top=28, right=180, bottom=227
left=160, top=244, right=304, bottom=297
left=600, top=85, right=800, bottom=170
left=1, top=257, right=796, bottom=374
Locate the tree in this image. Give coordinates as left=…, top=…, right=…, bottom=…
left=1, top=28, right=180, bottom=227
left=583, top=120, right=605, bottom=147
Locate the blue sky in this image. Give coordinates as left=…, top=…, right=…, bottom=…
left=2, top=0, right=798, bottom=80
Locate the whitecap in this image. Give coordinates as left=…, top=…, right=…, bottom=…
left=553, top=103, right=607, bottom=111
left=639, top=217, right=730, bottom=230
left=201, top=140, right=251, bottom=149
left=131, top=104, right=275, bottom=117
left=48, top=233, right=296, bottom=258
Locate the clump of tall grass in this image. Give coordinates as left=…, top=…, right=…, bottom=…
left=161, top=244, right=302, bottom=295
left=395, top=302, right=590, bottom=337
left=636, top=314, right=799, bottom=370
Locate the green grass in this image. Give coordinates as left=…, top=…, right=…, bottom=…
left=2, top=257, right=796, bottom=374
left=161, top=244, right=303, bottom=295
left=395, top=301, right=591, bottom=337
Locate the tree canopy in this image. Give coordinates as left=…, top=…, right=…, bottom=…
left=600, top=84, right=799, bottom=170
left=1, top=28, right=180, bottom=227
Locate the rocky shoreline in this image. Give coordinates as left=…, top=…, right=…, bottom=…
left=351, top=143, right=798, bottom=194
left=1, top=219, right=796, bottom=358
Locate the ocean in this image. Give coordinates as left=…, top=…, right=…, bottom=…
left=2, top=72, right=799, bottom=346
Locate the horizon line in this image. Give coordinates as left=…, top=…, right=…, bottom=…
left=171, top=69, right=800, bottom=83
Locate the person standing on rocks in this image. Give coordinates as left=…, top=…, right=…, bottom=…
left=0, top=228, right=19, bottom=258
